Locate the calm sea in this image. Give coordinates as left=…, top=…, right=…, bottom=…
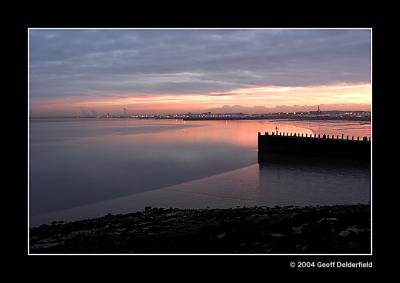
left=29, top=118, right=371, bottom=225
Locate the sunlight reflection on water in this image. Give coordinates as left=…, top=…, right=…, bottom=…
left=30, top=118, right=371, bottom=225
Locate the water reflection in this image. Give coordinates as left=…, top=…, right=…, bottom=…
left=30, top=156, right=370, bottom=226
left=258, top=154, right=370, bottom=206
left=146, top=120, right=315, bottom=148
left=30, top=118, right=371, bottom=224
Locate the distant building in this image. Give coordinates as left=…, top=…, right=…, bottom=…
left=310, top=105, right=322, bottom=115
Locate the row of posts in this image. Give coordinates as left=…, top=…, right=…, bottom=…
left=259, top=132, right=370, bottom=142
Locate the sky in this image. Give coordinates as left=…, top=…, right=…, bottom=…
left=29, top=29, right=371, bottom=116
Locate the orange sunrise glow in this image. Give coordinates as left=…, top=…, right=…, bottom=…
left=30, top=83, right=371, bottom=115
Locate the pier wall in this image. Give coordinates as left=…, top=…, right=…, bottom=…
left=258, top=132, right=371, bottom=161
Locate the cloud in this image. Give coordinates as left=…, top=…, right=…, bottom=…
left=29, top=29, right=371, bottom=102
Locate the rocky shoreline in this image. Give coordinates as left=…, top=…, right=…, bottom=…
left=30, top=204, right=370, bottom=254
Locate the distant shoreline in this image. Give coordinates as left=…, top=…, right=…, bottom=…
left=182, top=117, right=371, bottom=122
left=29, top=116, right=371, bottom=122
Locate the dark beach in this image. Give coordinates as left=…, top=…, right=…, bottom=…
left=30, top=204, right=370, bottom=254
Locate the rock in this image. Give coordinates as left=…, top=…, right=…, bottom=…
left=317, top=217, right=339, bottom=223
left=269, top=233, right=286, bottom=238
left=339, top=230, right=351, bottom=237
left=217, top=232, right=227, bottom=239
left=339, top=225, right=362, bottom=237
left=347, top=225, right=362, bottom=234
left=31, top=241, right=60, bottom=250
left=30, top=204, right=370, bottom=253
left=292, top=224, right=306, bottom=234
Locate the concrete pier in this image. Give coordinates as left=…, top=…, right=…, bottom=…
left=258, top=132, right=371, bottom=161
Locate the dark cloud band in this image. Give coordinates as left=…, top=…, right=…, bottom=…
left=29, top=29, right=371, bottom=100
